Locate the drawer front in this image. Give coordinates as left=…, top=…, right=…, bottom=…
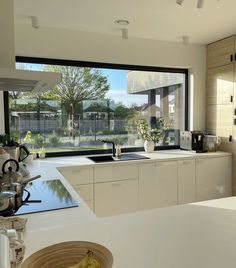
left=94, top=179, right=138, bottom=216
left=94, top=163, right=138, bottom=183
left=74, top=184, right=93, bottom=201
left=59, top=167, right=93, bottom=185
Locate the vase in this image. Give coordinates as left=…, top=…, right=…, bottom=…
left=144, top=140, right=155, bottom=153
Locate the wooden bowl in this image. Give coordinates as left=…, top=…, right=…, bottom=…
left=22, top=241, right=113, bottom=268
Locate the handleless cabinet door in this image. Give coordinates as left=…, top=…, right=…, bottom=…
left=94, top=179, right=138, bottom=217
left=196, top=157, right=232, bottom=201
left=178, top=160, right=196, bottom=204
left=206, top=104, right=233, bottom=142
left=207, top=36, right=235, bottom=69
left=58, top=167, right=93, bottom=185
left=139, top=161, right=178, bottom=210
left=74, top=184, right=93, bottom=201
left=206, top=64, right=234, bottom=105
left=94, top=163, right=138, bottom=183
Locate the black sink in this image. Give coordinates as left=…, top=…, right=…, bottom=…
left=88, top=153, right=150, bottom=163
left=87, top=155, right=114, bottom=162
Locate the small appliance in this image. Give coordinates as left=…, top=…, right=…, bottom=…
left=180, top=131, right=205, bottom=152
left=203, top=135, right=221, bottom=152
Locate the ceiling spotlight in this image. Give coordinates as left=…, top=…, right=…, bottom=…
left=121, top=28, right=128, bottom=40
left=197, top=0, right=204, bottom=9
left=176, top=0, right=184, bottom=5
left=115, top=19, right=130, bottom=26
left=31, top=16, right=39, bottom=29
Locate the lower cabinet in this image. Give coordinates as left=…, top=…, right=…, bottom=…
left=73, top=184, right=94, bottom=211
left=139, top=161, right=178, bottom=210
left=61, top=155, right=232, bottom=216
left=94, top=179, right=138, bottom=217
left=196, top=156, right=232, bottom=201
left=178, top=160, right=196, bottom=204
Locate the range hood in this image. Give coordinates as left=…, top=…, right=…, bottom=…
left=0, top=67, right=62, bottom=92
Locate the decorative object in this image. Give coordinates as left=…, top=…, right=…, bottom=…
left=144, top=140, right=155, bottom=153
left=22, top=241, right=113, bottom=268
left=38, top=147, right=46, bottom=159
left=137, top=119, right=166, bottom=152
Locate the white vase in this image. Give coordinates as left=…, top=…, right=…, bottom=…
left=144, top=140, right=155, bottom=153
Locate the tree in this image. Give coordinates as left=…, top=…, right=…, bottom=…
left=114, top=103, right=130, bottom=119
left=45, top=66, right=110, bottom=138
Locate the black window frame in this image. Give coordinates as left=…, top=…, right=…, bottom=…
left=4, top=56, right=189, bottom=157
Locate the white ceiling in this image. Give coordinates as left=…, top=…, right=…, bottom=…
left=14, top=0, right=236, bottom=44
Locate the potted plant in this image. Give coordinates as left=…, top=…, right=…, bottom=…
left=38, top=147, right=46, bottom=159
left=137, top=119, right=166, bottom=153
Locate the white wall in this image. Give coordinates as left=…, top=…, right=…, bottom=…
left=0, top=0, right=15, bottom=134
left=9, top=24, right=206, bottom=131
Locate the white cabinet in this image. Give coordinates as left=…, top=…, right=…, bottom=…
left=178, top=160, right=196, bottom=204
left=59, top=167, right=94, bottom=211
left=94, top=179, right=138, bottom=216
left=59, top=154, right=232, bottom=216
left=196, top=156, right=232, bottom=201
left=139, top=161, right=178, bottom=210
left=58, top=167, right=93, bottom=185
left=94, top=163, right=138, bottom=183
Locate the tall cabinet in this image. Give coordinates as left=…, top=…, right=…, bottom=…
left=206, top=35, right=235, bottom=194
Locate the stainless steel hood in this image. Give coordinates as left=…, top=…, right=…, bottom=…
left=0, top=67, right=62, bottom=92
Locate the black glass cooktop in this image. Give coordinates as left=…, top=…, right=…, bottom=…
left=14, top=179, right=78, bottom=216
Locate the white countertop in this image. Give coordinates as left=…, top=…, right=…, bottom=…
left=22, top=150, right=235, bottom=268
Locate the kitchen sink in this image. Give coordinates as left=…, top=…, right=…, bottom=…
left=87, top=153, right=150, bottom=163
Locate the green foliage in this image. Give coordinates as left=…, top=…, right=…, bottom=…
left=137, top=118, right=167, bottom=142
left=44, top=65, right=110, bottom=104
left=48, top=134, right=60, bottom=147
left=33, top=134, right=45, bottom=148
left=114, top=104, right=131, bottom=119
left=0, top=134, right=9, bottom=145
left=0, top=134, right=19, bottom=145
left=23, top=131, right=32, bottom=143
left=125, top=113, right=146, bottom=135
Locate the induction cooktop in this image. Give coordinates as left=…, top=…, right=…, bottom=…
left=13, top=179, right=78, bottom=216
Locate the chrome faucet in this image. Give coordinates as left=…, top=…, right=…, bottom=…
left=98, top=139, right=116, bottom=157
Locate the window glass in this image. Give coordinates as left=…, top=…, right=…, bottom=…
left=7, top=61, right=186, bottom=154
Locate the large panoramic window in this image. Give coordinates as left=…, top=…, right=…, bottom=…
left=6, top=58, right=188, bottom=155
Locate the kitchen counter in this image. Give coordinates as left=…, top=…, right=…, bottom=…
left=30, top=149, right=231, bottom=170
left=22, top=150, right=235, bottom=268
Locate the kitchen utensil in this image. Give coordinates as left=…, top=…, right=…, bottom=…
left=22, top=175, right=41, bottom=186
left=204, top=135, right=221, bottom=152
left=1, top=182, right=23, bottom=198
left=0, top=191, right=16, bottom=212
left=2, top=159, right=23, bottom=184
left=3, top=142, right=29, bottom=163
left=0, top=153, right=10, bottom=175
left=22, top=241, right=113, bottom=268
left=18, top=162, right=30, bottom=177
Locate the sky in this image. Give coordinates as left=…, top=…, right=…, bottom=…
left=101, top=69, right=147, bottom=107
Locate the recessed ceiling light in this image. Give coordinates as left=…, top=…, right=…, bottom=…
left=114, top=19, right=130, bottom=26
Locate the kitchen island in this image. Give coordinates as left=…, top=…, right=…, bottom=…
left=22, top=150, right=236, bottom=268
